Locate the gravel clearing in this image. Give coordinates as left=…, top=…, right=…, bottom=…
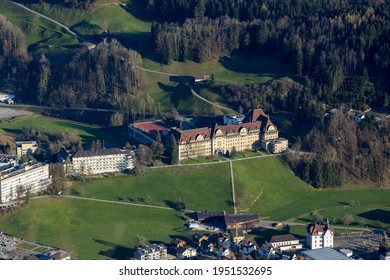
left=0, top=107, right=34, bottom=119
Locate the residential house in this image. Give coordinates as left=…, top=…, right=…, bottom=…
left=306, top=221, right=334, bottom=249
left=192, top=233, right=208, bottom=247
left=239, top=237, right=257, bottom=255
left=201, top=240, right=215, bottom=254
left=0, top=94, right=15, bottom=104
left=176, top=246, right=197, bottom=259
left=134, top=244, right=167, bottom=260
left=217, top=234, right=231, bottom=248
left=223, top=251, right=237, bottom=260
left=258, top=243, right=280, bottom=260
left=217, top=247, right=231, bottom=258
left=170, top=239, right=186, bottom=250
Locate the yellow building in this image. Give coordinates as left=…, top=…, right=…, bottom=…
left=172, top=128, right=212, bottom=161
left=172, top=109, right=287, bottom=160
left=16, top=141, right=37, bottom=159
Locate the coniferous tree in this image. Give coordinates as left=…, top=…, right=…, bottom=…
left=170, top=137, right=178, bottom=165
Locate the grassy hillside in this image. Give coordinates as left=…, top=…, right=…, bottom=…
left=0, top=0, right=77, bottom=49
left=0, top=114, right=126, bottom=147
left=1, top=0, right=298, bottom=114
left=0, top=198, right=189, bottom=259
left=70, top=163, right=233, bottom=213
left=234, top=156, right=390, bottom=225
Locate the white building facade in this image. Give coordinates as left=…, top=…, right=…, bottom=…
left=306, top=222, right=334, bottom=249
left=72, top=148, right=134, bottom=176
left=134, top=244, right=167, bottom=260
left=0, top=163, right=51, bottom=203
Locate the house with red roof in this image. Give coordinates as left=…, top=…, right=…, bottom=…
left=306, top=221, right=334, bottom=249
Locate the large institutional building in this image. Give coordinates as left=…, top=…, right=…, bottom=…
left=129, top=109, right=288, bottom=161
left=71, top=148, right=135, bottom=176
left=0, top=162, right=51, bottom=204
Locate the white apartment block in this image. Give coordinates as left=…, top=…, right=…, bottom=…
left=134, top=244, right=167, bottom=260
left=306, top=222, right=334, bottom=249
left=0, top=163, right=51, bottom=203
left=72, top=148, right=134, bottom=176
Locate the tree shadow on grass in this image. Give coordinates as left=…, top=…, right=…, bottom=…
left=164, top=200, right=176, bottom=210
left=358, top=209, right=390, bottom=224
left=93, top=239, right=134, bottom=260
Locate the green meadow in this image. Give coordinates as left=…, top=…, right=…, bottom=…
left=0, top=198, right=189, bottom=259
left=0, top=114, right=126, bottom=147
left=233, top=156, right=390, bottom=226
left=70, top=163, right=233, bottom=213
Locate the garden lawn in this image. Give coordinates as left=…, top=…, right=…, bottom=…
left=0, top=115, right=126, bottom=147
left=71, top=163, right=233, bottom=213
left=234, top=156, right=390, bottom=221
left=0, top=197, right=189, bottom=259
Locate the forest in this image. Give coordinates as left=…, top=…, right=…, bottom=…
left=0, top=14, right=145, bottom=119
left=20, top=40, right=145, bottom=111
left=148, top=0, right=390, bottom=111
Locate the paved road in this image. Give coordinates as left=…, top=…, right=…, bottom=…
left=0, top=103, right=117, bottom=113
left=31, top=195, right=175, bottom=211
left=229, top=161, right=237, bottom=214
left=11, top=2, right=83, bottom=40
left=260, top=219, right=373, bottom=232
left=150, top=153, right=284, bottom=169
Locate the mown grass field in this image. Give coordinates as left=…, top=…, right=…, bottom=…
left=71, top=163, right=233, bottom=213
left=0, top=114, right=126, bottom=147
left=0, top=198, right=190, bottom=259
left=233, top=156, right=390, bottom=226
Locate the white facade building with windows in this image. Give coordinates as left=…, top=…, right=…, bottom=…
left=306, top=222, right=334, bottom=249
left=134, top=244, right=167, bottom=260
left=71, top=148, right=134, bottom=175
left=0, top=163, right=51, bottom=203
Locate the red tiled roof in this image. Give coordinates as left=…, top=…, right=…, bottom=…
left=212, top=122, right=262, bottom=137
left=134, top=121, right=170, bottom=134
left=244, top=109, right=277, bottom=132
left=173, top=128, right=212, bottom=144
left=307, top=223, right=334, bottom=236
